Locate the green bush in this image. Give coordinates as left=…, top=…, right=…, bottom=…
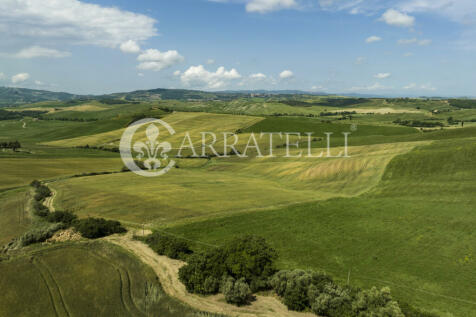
left=19, top=223, right=63, bottom=247
left=32, top=200, right=49, bottom=217
left=143, top=232, right=192, bottom=260
left=178, top=236, right=277, bottom=297
left=269, top=270, right=333, bottom=311
left=352, top=287, right=404, bottom=317
left=221, top=276, right=253, bottom=306
left=73, top=217, right=126, bottom=239
left=33, top=185, right=52, bottom=202
left=46, top=211, right=77, bottom=226
left=310, top=283, right=353, bottom=317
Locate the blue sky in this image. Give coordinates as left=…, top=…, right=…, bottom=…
left=0, top=0, right=475, bottom=96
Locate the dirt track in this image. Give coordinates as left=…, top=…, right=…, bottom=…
left=106, top=232, right=315, bottom=317
left=43, top=185, right=56, bottom=212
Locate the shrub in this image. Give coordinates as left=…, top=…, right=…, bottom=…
left=34, top=185, right=52, bottom=202
left=352, top=287, right=404, bottom=317
left=310, top=283, right=353, bottom=317
left=30, top=180, right=42, bottom=188
left=73, top=217, right=126, bottom=239
left=179, top=236, right=277, bottom=297
left=46, top=211, right=77, bottom=226
left=143, top=232, right=192, bottom=260
left=18, top=223, right=63, bottom=247
left=221, top=276, right=253, bottom=306
left=32, top=200, right=49, bottom=217
left=269, top=269, right=333, bottom=311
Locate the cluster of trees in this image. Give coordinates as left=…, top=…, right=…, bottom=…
left=0, top=140, right=21, bottom=151
left=75, top=145, right=120, bottom=153
left=319, top=111, right=357, bottom=117
left=30, top=180, right=126, bottom=239
left=393, top=119, right=444, bottom=128
left=42, top=117, right=98, bottom=122
left=138, top=232, right=193, bottom=260
left=449, top=99, right=476, bottom=109
left=172, top=235, right=437, bottom=316
left=269, top=269, right=419, bottom=317
left=0, top=109, right=46, bottom=120
left=72, top=217, right=126, bottom=239
left=178, top=236, right=277, bottom=306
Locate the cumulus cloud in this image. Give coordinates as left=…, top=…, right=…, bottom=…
left=365, top=36, right=382, bottom=43
left=279, top=70, right=294, bottom=79
left=14, top=46, right=71, bottom=58
left=11, top=73, right=30, bottom=84
left=250, top=73, right=267, bottom=80
left=120, top=40, right=141, bottom=54
left=180, top=65, right=241, bottom=89
left=246, top=0, right=297, bottom=13
left=380, top=9, right=415, bottom=27
left=0, top=0, right=157, bottom=48
left=374, top=73, right=391, bottom=79
left=137, top=49, right=184, bottom=71
left=403, top=83, right=417, bottom=89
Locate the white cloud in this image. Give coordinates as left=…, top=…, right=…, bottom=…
left=380, top=9, right=415, bottom=27
left=120, top=40, right=141, bottom=54
left=250, top=73, right=267, bottom=80
left=398, top=38, right=432, bottom=46
left=374, top=73, right=391, bottom=79
left=11, top=73, right=30, bottom=84
left=173, top=70, right=181, bottom=76
left=420, top=83, right=437, bottom=91
left=403, top=83, right=437, bottom=91
left=14, top=46, right=71, bottom=58
left=311, top=85, right=326, bottom=91
left=355, top=56, right=366, bottom=64
left=0, top=0, right=157, bottom=48
left=365, top=36, right=382, bottom=43
left=279, top=70, right=294, bottom=79
left=137, top=49, right=184, bottom=71
left=246, top=0, right=297, bottom=13
left=403, top=83, right=417, bottom=89
left=0, top=73, right=6, bottom=80
left=350, top=82, right=387, bottom=91
left=180, top=65, right=241, bottom=89
left=207, top=59, right=215, bottom=65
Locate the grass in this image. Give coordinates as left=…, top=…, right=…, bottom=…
left=164, top=137, right=476, bottom=317
left=0, top=188, right=31, bottom=246
left=0, top=241, right=209, bottom=316
left=50, top=141, right=419, bottom=225
left=0, top=157, right=123, bottom=189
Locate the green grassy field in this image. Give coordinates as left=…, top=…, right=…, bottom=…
left=48, top=141, right=419, bottom=225
left=164, top=137, right=476, bottom=317
left=0, top=241, right=209, bottom=316
left=0, top=188, right=31, bottom=246
left=1, top=97, right=476, bottom=316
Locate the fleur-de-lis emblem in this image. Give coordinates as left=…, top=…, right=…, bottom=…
left=133, top=124, right=171, bottom=170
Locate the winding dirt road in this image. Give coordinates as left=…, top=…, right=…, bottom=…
left=106, top=232, right=315, bottom=317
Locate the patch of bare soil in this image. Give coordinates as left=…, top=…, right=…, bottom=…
left=46, top=228, right=82, bottom=243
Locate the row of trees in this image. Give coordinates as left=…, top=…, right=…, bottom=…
left=165, top=235, right=437, bottom=316
left=0, top=141, right=21, bottom=151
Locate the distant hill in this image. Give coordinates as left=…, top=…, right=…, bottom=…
left=0, top=87, right=86, bottom=107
